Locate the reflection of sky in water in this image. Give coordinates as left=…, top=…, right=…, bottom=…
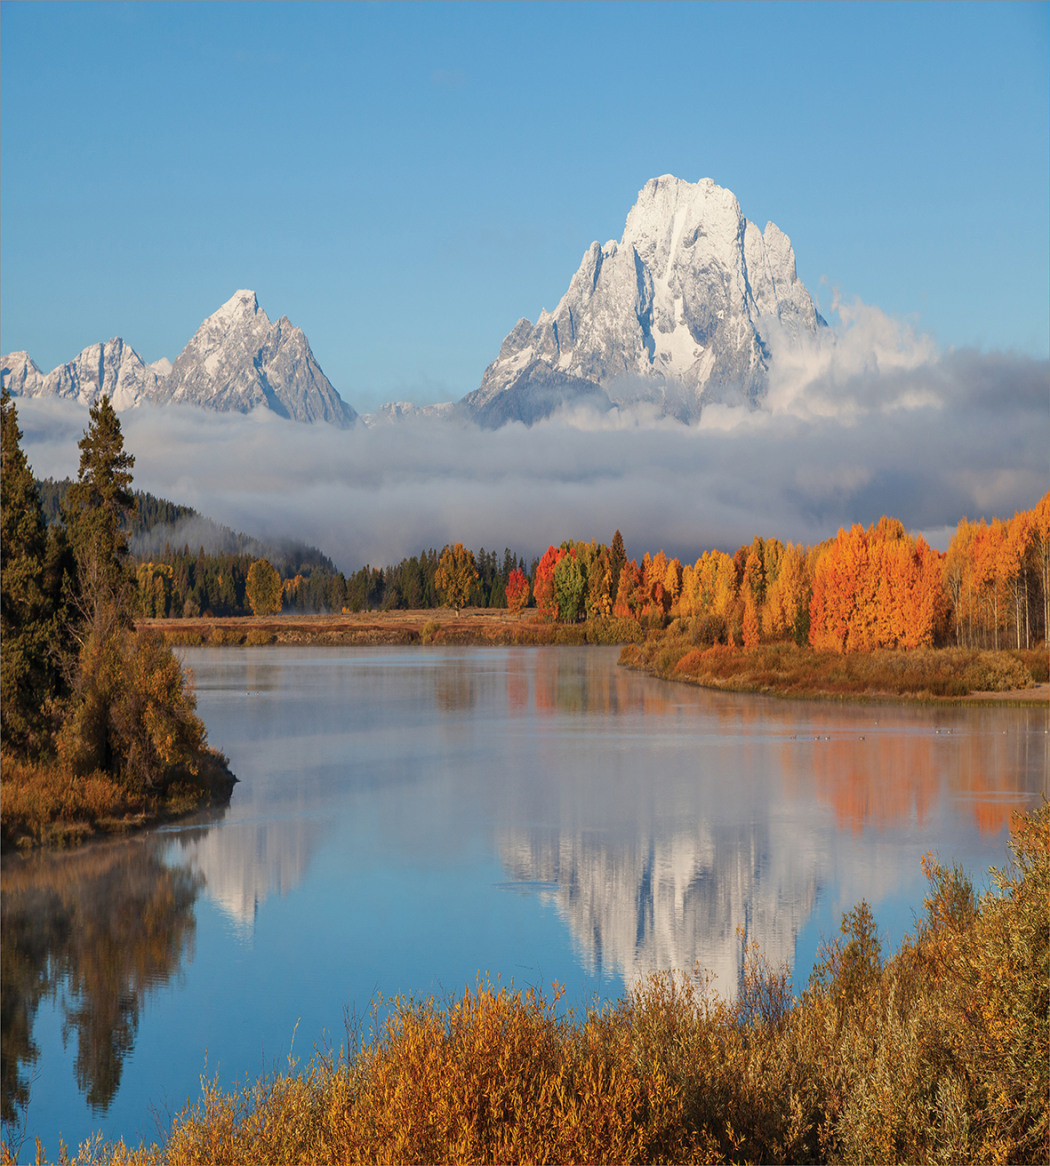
left=4, top=645, right=1046, bottom=1158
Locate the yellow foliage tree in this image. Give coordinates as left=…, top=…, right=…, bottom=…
left=435, top=543, right=479, bottom=614
left=245, top=559, right=283, bottom=617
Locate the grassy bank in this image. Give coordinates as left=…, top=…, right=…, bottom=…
left=0, top=751, right=235, bottom=852
left=621, top=633, right=1049, bottom=701
left=139, top=610, right=647, bottom=649
left=7, top=804, right=1045, bottom=1166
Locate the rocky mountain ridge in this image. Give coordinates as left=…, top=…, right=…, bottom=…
left=2, top=290, right=355, bottom=428
left=3, top=176, right=823, bottom=429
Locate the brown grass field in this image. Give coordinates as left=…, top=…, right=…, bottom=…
left=139, top=608, right=557, bottom=645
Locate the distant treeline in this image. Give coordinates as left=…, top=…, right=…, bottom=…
left=36, top=478, right=1050, bottom=644
left=137, top=544, right=530, bottom=619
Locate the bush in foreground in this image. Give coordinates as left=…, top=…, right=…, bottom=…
left=8, top=804, right=1045, bottom=1165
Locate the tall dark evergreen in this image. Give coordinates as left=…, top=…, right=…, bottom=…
left=1, top=387, right=60, bottom=753
left=609, top=530, right=627, bottom=608
left=62, top=395, right=136, bottom=639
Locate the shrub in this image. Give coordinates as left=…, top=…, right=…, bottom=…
left=207, top=627, right=243, bottom=647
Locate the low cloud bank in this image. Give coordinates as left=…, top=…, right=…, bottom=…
left=15, top=302, right=1048, bottom=571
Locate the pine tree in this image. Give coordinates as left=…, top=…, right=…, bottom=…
left=1, top=388, right=61, bottom=753
left=62, top=395, right=136, bottom=640
left=609, top=529, right=627, bottom=605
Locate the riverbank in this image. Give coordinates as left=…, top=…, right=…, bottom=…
left=619, top=638, right=1049, bottom=704
left=0, top=749, right=235, bottom=853
left=137, top=609, right=646, bottom=647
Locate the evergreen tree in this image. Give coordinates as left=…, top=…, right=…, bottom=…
left=62, top=396, right=136, bottom=640
left=1, top=388, right=60, bottom=753
left=609, top=529, right=627, bottom=606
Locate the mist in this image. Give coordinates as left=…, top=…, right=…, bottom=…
left=14, top=302, right=1048, bottom=572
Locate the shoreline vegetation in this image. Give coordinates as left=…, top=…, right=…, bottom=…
left=4, top=803, right=1046, bottom=1166
left=1, top=390, right=234, bottom=854
left=140, top=608, right=1048, bottom=702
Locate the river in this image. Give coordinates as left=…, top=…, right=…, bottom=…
left=2, top=645, right=1046, bottom=1157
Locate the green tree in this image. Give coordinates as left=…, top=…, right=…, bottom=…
left=245, top=558, right=283, bottom=616
left=553, top=551, right=586, bottom=623
left=1, top=387, right=61, bottom=753
left=435, top=543, right=479, bottom=614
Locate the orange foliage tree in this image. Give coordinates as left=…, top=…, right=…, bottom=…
left=810, top=521, right=949, bottom=652
left=533, top=545, right=568, bottom=621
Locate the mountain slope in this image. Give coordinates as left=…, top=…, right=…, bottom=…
left=462, top=175, right=825, bottom=425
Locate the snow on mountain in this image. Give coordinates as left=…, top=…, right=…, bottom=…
left=164, top=290, right=356, bottom=427
left=1, top=340, right=165, bottom=409
left=462, top=175, right=825, bottom=426
left=0, top=352, right=45, bottom=398
left=2, top=290, right=357, bottom=427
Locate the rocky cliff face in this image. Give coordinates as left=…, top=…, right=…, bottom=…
left=2, top=290, right=356, bottom=427
left=463, top=175, right=825, bottom=425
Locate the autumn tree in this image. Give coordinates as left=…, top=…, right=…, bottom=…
left=585, top=544, right=615, bottom=620
left=505, top=567, right=530, bottom=615
left=435, top=543, right=479, bottom=614
left=613, top=559, right=644, bottom=619
left=763, top=542, right=809, bottom=644
left=741, top=582, right=760, bottom=649
left=533, top=545, right=568, bottom=620
left=1033, top=494, right=1050, bottom=644
left=810, top=521, right=948, bottom=652
left=245, top=558, right=283, bottom=617
left=137, top=562, right=174, bottom=618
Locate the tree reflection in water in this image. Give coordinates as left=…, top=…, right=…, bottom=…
left=1, top=830, right=207, bottom=1124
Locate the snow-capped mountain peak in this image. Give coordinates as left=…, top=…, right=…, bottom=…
left=462, top=174, right=824, bottom=426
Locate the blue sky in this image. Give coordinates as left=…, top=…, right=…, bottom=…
left=2, top=1, right=1048, bottom=413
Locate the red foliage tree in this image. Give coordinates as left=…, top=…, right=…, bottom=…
left=505, top=567, right=530, bottom=615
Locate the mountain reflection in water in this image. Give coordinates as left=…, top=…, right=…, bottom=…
left=1, top=646, right=1045, bottom=1153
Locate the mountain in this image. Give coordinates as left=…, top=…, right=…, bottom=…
left=462, top=175, right=825, bottom=426
left=1, top=340, right=167, bottom=409
left=164, top=290, right=356, bottom=427
left=1, top=291, right=357, bottom=428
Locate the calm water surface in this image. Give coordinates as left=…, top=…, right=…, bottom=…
left=3, top=645, right=1047, bottom=1156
